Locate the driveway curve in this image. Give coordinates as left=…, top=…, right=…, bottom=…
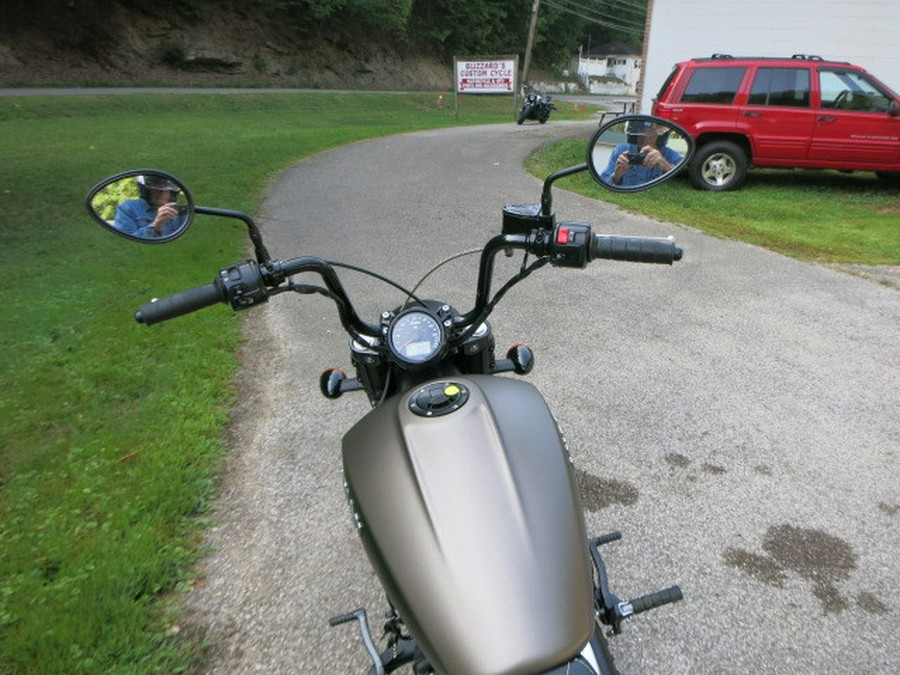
left=182, top=121, right=900, bottom=673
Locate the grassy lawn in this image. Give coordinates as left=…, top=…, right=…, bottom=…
left=1, top=93, right=896, bottom=674
left=526, top=139, right=900, bottom=265
left=0, top=91, right=543, bottom=674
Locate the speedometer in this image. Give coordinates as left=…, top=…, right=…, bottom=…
left=388, top=309, right=445, bottom=368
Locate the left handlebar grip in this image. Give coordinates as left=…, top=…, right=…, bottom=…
left=135, top=281, right=225, bottom=325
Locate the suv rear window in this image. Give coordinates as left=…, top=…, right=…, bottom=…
left=681, top=66, right=746, bottom=104
left=748, top=68, right=810, bottom=107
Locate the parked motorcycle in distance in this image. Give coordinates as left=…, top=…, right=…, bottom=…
left=517, top=91, right=557, bottom=124
left=86, top=116, right=695, bottom=674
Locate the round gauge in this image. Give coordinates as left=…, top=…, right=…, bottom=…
left=388, top=309, right=445, bottom=367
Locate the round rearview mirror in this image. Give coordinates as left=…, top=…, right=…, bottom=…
left=587, top=115, right=694, bottom=192
left=85, top=170, right=193, bottom=243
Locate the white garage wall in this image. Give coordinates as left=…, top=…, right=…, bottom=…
left=640, top=0, right=900, bottom=112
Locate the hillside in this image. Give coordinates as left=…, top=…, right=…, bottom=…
left=0, top=3, right=454, bottom=90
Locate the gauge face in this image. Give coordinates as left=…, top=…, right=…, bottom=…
left=389, top=309, right=444, bottom=366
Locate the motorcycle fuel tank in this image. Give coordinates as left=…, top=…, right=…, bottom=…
left=342, top=375, right=594, bottom=675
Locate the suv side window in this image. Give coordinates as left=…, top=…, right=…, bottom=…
left=681, top=66, right=746, bottom=104
left=748, top=68, right=810, bottom=107
left=819, top=69, right=893, bottom=112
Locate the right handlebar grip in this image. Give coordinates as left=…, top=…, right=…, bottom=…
left=591, top=235, right=683, bottom=265
left=135, top=280, right=225, bottom=325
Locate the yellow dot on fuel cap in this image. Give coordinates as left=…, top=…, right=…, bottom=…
left=444, top=384, right=460, bottom=397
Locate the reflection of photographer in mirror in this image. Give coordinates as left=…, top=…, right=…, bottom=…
left=114, top=175, right=185, bottom=238
left=601, top=120, right=683, bottom=187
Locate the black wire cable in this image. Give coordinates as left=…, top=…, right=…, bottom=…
left=325, top=260, right=427, bottom=308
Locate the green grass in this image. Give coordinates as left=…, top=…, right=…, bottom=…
left=526, top=139, right=900, bottom=264
left=0, top=91, right=530, bottom=674
left=2, top=93, right=896, bottom=674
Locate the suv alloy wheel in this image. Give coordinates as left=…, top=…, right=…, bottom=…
left=689, top=140, right=748, bottom=191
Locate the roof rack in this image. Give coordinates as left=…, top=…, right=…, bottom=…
left=707, top=53, right=827, bottom=61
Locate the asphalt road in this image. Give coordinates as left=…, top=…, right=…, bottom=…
left=181, top=120, right=900, bottom=673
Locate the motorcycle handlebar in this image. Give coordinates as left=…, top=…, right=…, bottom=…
left=132, top=228, right=684, bottom=328
left=590, top=234, right=683, bottom=265
left=135, top=280, right=225, bottom=325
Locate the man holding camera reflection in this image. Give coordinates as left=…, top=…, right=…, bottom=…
left=601, top=120, right=682, bottom=187
left=114, top=175, right=185, bottom=238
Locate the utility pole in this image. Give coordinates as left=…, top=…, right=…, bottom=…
left=521, top=0, right=540, bottom=93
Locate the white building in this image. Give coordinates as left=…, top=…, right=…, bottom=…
left=639, top=0, right=900, bottom=112
left=574, top=43, right=642, bottom=96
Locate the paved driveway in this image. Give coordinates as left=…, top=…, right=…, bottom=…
left=182, top=121, right=900, bottom=673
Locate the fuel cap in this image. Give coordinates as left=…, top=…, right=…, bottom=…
left=409, top=382, right=469, bottom=417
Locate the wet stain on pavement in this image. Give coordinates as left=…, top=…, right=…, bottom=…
left=857, top=591, right=889, bottom=615
left=724, top=524, right=886, bottom=615
left=877, top=502, right=899, bottom=517
left=701, top=462, right=727, bottom=475
left=664, top=453, right=691, bottom=469
left=575, top=467, right=638, bottom=512
left=664, top=453, right=726, bottom=478
left=722, top=547, right=787, bottom=586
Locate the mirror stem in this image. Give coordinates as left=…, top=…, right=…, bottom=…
left=195, top=206, right=272, bottom=263
left=541, top=163, right=587, bottom=215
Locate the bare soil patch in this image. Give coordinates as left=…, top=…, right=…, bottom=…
left=0, top=4, right=453, bottom=91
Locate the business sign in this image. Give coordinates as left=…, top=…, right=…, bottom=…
left=455, top=57, right=518, bottom=94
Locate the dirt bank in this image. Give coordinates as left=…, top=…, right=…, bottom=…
left=0, top=3, right=453, bottom=90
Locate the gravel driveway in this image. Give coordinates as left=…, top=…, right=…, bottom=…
left=181, top=120, right=900, bottom=673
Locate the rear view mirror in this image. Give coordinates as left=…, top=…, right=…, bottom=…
left=587, top=116, right=694, bottom=192
left=86, top=170, right=193, bottom=243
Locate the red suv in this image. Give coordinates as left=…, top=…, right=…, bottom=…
left=652, top=54, right=900, bottom=190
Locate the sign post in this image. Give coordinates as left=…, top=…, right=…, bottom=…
left=453, top=56, right=519, bottom=119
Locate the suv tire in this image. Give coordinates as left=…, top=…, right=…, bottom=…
left=690, top=141, right=748, bottom=191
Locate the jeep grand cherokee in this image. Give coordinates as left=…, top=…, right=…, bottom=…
left=652, top=54, right=900, bottom=190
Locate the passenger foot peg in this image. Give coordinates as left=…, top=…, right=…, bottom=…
left=329, top=609, right=385, bottom=675
left=590, top=532, right=683, bottom=635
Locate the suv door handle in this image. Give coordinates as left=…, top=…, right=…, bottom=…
left=817, top=115, right=837, bottom=122
left=743, top=111, right=762, bottom=117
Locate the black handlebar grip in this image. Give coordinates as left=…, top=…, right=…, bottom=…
left=135, top=281, right=225, bottom=325
left=628, top=585, right=684, bottom=615
left=591, top=235, right=683, bottom=264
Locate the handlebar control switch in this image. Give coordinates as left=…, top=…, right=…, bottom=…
left=550, top=222, right=591, bottom=268
left=219, top=260, right=269, bottom=311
